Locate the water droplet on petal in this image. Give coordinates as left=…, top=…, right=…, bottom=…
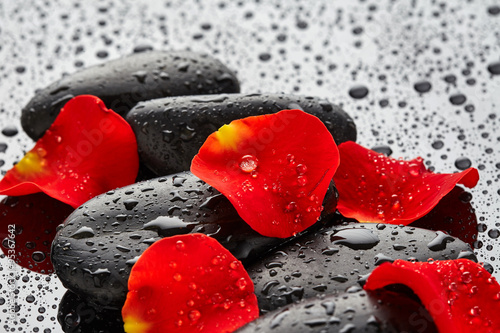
left=297, top=176, right=307, bottom=187
left=239, top=155, right=258, bottom=173
left=236, top=277, right=248, bottom=290
left=469, top=306, right=481, bottom=317
left=285, top=202, right=297, bottom=212
left=462, top=271, right=472, bottom=284
left=296, top=164, right=307, bottom=175
left=188, top=310, right=201, bottom=322
left=176, top=240, right=185, bottom=251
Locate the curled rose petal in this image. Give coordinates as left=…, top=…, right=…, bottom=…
left=364, top=259, right=500, bottom=333
left=0, top=95, right=139, bottom=208
left=333, top=141, right=479, bottom=224
left=191, top=109, right=339, bottom=238
left=0, top=193, right=74, bottom=274
left=122, top=234, right=259, bottom=333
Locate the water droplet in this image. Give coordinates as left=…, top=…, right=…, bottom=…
left=239, top=155, right=258, bottom=173
left=296, top=164, right=307, bottom=175
left=297, top=176, right=307, bottom=186
left=236, top=277, right=248, bottom=290
left=285, top=202, right=297, bottom=212
left=173, top=273, right=182, bottom=282
left=469, top=306, right=481, bottom=316
left=488, top=5, right=500, bottom=15
left=449, top=93, right=467, bottom=105
left=431, top=140, right=444, bottom=149
left=259, top=53, right=271, bottom=61
left=132, top=70, right=148, bottom=83
left=32, top=251, right=46, bottom=262
left=176, top=240, right=186, bottom=251
left=348, top=85, right=369, bottom=99
left=487, top=228, right=500, bottom=239
left=462, top=271, right=472, bottom=284
left=69, top=226, right=95, bottom=239
left=2, top=126, right=18, bottom=137
left=427, top=231, right=455, bottom=251
left=414, top=80, right=432, bottom=93
left=455, top=157, right=472, bottom=170
left=331, top=228, right=380, bottom=250
left=123, top=199, right=139, bottom=210
left=188, top=310, right=201, bottom=322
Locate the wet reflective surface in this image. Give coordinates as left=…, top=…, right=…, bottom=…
left=0, top=0, right=499, bottom=331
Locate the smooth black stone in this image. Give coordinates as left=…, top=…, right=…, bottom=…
left=126, top=93, right=357, bottom=176
left=21, top=50, right=240, bottom=140
left=51, top=171, right=338, bottom=309
left=57, top=291, right=123, bottom=333
left=247, top=222, right=475, bottom=313
left=237, top=289, right=438, bottom=333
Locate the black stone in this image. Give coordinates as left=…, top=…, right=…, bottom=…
left=247, top=222, right=475, bottom=313
left=51, top=172, right=338, bottom=309
left=21, top=51, right=240, bottom=140
left=237, top=289, right=437, bottom=333
left=126, top=93, right=357, bottom=176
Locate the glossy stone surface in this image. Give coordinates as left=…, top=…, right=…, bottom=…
left=237, top=289, right=438, bottom=333
left=51, top=172, right=338, bottom=309
left=127, top=93, right=357, bottom=175
left=247, top=222, right=476, bottom=312
left=21, top=51, right=240, bottom=140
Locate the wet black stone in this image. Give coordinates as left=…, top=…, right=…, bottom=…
left=247, top=222, right=474, bottom=313
left=51, top=172, right=339, bottom=309
left=238, top=289, right=437, bottom=333
left=57, top=291, right=123, bottom=333
left=127, top=93, right=357, bottom=176
left=21, top=51, right=241, bottom=140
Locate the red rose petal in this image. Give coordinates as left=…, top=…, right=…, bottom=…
left=122, top=234, right=259, bottom=333
left=0, top=193, right=74, bottom=274
left=364, top=259, right=500, bottom=333
left=191, top=110, right=339, bottom=238
left=0, top=95, right=139, bottom=208
left=411, top=186, right=478, bottom=247
left=333, top=141, right=479, bottom=224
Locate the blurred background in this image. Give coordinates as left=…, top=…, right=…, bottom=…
left=0, top=0, right=499, bottom=331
